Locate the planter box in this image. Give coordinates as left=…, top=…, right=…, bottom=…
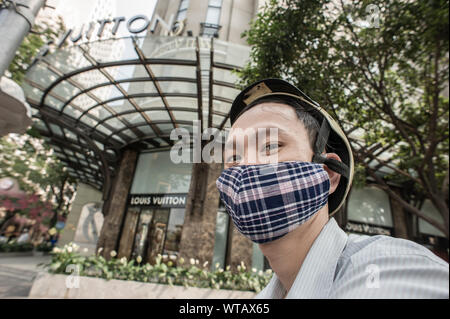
left=29, top=272, right=257, bottom=299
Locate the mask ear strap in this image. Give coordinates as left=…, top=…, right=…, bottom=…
left=312, top=119, right=350, bottom=179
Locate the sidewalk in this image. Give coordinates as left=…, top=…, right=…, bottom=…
left=0, top=255, right=51, bottom=298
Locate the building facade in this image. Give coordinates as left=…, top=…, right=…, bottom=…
left=23, top=0, right=447, bottom=273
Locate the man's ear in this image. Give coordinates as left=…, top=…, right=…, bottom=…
left=322, top=152, right=341, bottom=194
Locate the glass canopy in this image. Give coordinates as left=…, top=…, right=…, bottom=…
left=22, top=36, right=250, bottom=193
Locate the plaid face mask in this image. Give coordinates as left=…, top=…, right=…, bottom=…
left=216, top=161, right=330, bottom=244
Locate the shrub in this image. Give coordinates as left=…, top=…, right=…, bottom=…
left=36, top=242, right=53, bottom=252
left=0, top=241, right=34, bottom=252
left=40, top=243, right=273, bottom=293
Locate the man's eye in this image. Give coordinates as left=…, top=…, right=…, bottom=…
left=264, top=143, right=280, bottom=153
left=226, top=154, right=242, bottom=163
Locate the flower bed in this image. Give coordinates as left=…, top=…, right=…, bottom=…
left=36, top=242, right=53, bottom=252
left=40, top=243, right=273, bottom=293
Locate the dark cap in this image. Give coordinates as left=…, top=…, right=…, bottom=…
left=230, top=78, right=320, bottom=125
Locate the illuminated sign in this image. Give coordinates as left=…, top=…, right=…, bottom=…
left=58, top=14, right=186, bottom=47
left=345, top=221, right=392, bottom=236
left=129, top=193, right=187, bottom=208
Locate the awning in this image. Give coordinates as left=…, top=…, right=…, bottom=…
left=22, top=35, right=250, bottom=193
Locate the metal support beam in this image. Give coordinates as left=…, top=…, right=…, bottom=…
left=195, top=37, right=204, bottom=132
left=132, top=37, right=178, bottom=130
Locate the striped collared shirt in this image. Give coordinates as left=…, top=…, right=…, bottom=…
left=255, top=218, right=449, bottom=299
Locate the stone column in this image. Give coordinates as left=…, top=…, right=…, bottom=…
left=117, top=207, right=140, bottom=259
left=390, top=188, right=409, bottom=239
left=227, top=223, right=253, bottom=271
left=96, top=148, right=138, bottom=259
left=178, top=162, right=223, bottom=265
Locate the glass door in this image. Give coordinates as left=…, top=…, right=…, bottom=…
left=131, top=208, right=153, bottom=261
left=130, top=207, right=187, bottom=264
left=146, top=208, right=170, bottom=264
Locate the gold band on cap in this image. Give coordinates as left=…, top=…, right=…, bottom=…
left=243, top=82, right=272, bottom=105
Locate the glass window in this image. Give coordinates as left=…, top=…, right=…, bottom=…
left=209, top=0, right=222, bottom=7
left=176, top=0, right=189, bottom=21
left=179, top=0, right=189, bottom=11
left=145, top=208, right=170, bottom=264
left=177, top=9, right=187, bottom=22
left=129, top=151, right=193, bottom=194
left=205, top=7, right=221, bottom=24
left=252, top=243, right=265, bottom=271
left=163, top=208, right=186, bottom=255
left=418, top=200, right=446, bottom=237
left=347, top=186, right=393, bottom=227
left=211, top=206, right=229, bottom=270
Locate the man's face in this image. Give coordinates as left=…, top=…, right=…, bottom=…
left=224, top=102, right=314, bottom=168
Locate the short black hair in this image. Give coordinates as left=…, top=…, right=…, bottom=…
left=235, top=95, right=321, bottom=150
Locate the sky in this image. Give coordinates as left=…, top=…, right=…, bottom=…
left=53, top=0, right=157, bottom=37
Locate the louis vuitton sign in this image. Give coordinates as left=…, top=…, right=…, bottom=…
left=58, top=14, right=186, bottom=47
left=128, top=193, right=187, bottom=208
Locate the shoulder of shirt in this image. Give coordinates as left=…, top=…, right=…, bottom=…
left=338, top=234, right=448, bottom=270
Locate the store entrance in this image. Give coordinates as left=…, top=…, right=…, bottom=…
left=129, top=207, right=185, bottom=264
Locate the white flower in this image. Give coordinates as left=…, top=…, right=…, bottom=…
left=190, top=258, right=195, bottom=265
left=120, top=257, right=127, bottom=265
left=178, top=257, right=185, bottom=264
left=83, top=248, right=89, bottom=253
left=195, top=259, right=199, bottom=265
left=52, top=247, right=60, bottom=253
left=265, top=269, right=272, bottom=275
left=215, top=262, right=220, bottom=269
left=97, top=247, right=103, bottom=254
left=169, top=255, right=177, bottom=261
left=66, top=247, right=73, bottom=253
left=203, top=261, right=209, bottom=268
left=110, top=250, right=117, bottom=257
left=258, top=270, right=263, bottom=276
left=136, top=256, right=142, bottom=263
left=240, top=261, right=246, bottom=270
left=252, top=268, right=257, bottom=273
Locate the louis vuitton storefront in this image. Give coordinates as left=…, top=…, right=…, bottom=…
left=20, top=0, right=270, bottom=271
left=119, top=151, right=192, bottom=265
left=22, top=26, right=260, bottom=269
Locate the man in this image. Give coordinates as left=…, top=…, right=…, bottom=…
left=215, top=78, right=449, bottom=299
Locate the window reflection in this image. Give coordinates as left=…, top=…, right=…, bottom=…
left=347, top=186, right=393, bottom=227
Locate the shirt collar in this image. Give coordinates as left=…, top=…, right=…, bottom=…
left=256, top=217, right=348, bottom=299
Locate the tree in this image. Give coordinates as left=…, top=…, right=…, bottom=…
left=0, top=192, right=54, bottom=234
left=0, top=5, right=74, bottom=233
left=5, top=6, right=65, bottom=84
left=0, top=131, right=77, bottom=231
left=239, top=0, right=449, bottom=236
